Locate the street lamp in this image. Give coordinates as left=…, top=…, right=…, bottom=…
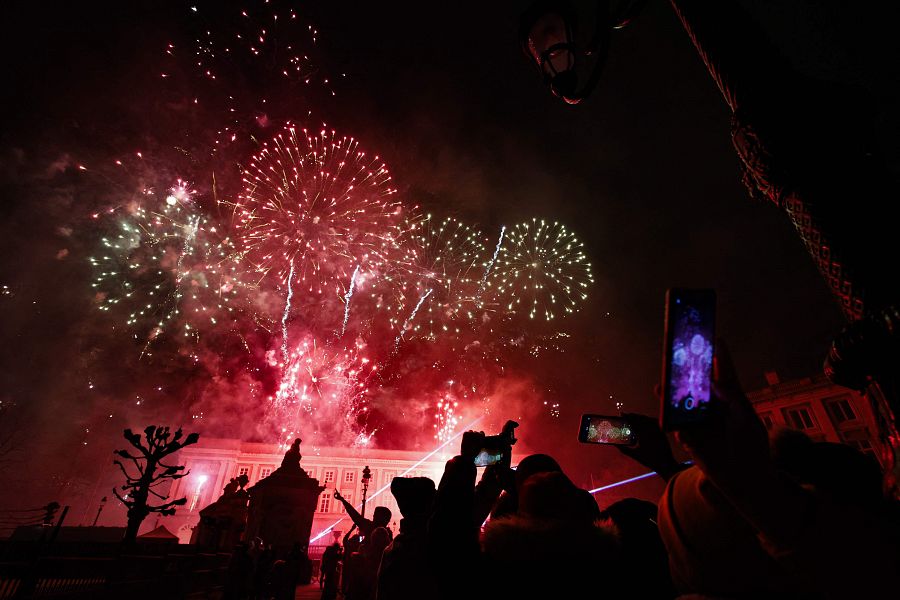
left=518, top=0, right=900, bottom=492
left=92, top=496, right=107, bottom=527
left=360, top=466, right=372, bottom=519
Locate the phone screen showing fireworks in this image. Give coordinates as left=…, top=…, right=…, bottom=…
left=578, top=415, right=635, bottom=445
left=473, top=449, right=504, bottom=467
left=661, top=289, right=715, bottom=431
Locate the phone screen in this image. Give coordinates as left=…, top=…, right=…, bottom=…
left=661, top=289, right=715, bottom=430
left=473, top=449, right=503, bottom=467
left=578, top=415, right=635, bottom=445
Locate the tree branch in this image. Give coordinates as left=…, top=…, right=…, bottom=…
left=148, top=497, right=187, bottom=514
left=112, top=487, right=132, bottom=508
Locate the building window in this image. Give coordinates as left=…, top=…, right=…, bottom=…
left=841, top=428, right=879, bottom=463
left=826, top=397, right=857, bottom=425
left=339, top=491, right=353, bottom=513
left=237, top=466, right=250, bottom=477
left=345, top=471, right=356, bottom=483
left=319, top=492, right=332, bottom=513
left=783, top=406, right=816, bottom=430
left=384, top=471, right=395, bottom=484
left=324, top=470, right=336, bottom=484
left=759, top=413, right=774, bottom=430
left=259, top=467, right=272, bottom=479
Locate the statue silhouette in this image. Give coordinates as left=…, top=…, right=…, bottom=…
left=281, top=438, right=303, bottom=470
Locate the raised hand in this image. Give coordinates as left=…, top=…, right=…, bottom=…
left=675, top=341, right=769, bottom=486
left=460, top=430, right=486, bottom=461
left=616, top=412, right=682, bottom=481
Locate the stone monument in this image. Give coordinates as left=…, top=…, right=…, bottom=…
left=244, top=438, right=324, bottom=556
left=191, top=474, right=250, bottom=551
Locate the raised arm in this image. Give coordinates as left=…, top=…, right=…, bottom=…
left=334, top=489, right=372, bottom=534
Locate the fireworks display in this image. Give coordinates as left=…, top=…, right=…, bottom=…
left=78, top=2, right=597, bottom=449
left=489, top=219, right=594, bottom=320
left=230, top=127, right=400, bottom=292
left=90, top=180, right=244, bottom=346
left=271, top=336, right=377, bottom=447
left=162, top=0, right=340, bottom=157
left=386, top=214, right=486, bottom=339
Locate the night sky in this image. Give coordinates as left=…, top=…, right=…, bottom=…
left=1, top=1, right=897, bottom=516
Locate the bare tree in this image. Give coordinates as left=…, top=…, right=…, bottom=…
left=113, top=425, right=199, bottom=543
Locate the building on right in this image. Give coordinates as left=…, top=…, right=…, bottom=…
left=748, top=372, right=883, bottom=466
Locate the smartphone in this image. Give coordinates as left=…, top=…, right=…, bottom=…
left=578, top=414, right=635, bottom=445
left=473, top=448, right=504, bottom=467
left=660, top=288, right=716, bottom=431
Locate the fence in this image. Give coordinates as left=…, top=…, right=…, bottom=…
left=0, top=544, right=229, bottom=599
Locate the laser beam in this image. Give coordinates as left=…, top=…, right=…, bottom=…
left=309, top=415, right=484, bottom=543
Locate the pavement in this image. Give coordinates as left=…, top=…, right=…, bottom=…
left=295, top=582, right=324, bottom=599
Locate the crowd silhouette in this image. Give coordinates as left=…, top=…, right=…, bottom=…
left=223, top=345, right=900, bottom=599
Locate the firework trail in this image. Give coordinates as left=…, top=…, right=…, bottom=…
left=281, top=260, right=295, bottom=363
left=385, top=214, right=485, bottom=339
left=393, top=288, right=433, bottom=352
left=76, top=1, right=603, bottom=453
left=479, top=225, right=506, bottom=293
left=340, top=264, right=360, bottom=337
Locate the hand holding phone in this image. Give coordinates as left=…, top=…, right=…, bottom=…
left=578, top=414, right=636, bottom=445
left=473, top=420, right=518, bottom=467
left=660, top=289, right=716, bottom=431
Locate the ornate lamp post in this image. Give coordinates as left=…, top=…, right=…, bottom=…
left=360, top=465, right=372, bottom=518
left=520, top=0, right=900, bottom=491
left=92, top=496, right=107, bottom=527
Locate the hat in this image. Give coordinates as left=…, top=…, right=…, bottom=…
left=390, top=476, right=436, bottom=518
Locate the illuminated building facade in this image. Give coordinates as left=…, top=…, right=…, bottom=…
left=749, top=372, right=883, bottom=464
left=164, top=438, right=449, bottom=544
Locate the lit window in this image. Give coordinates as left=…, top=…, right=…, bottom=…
left=318, top=493, right=332, bottom=513
left=324, top=470, right=335, bottom=484
left=783, top=406, right=816, bottom=430
left=345, top=471, right=355, bottom=483
left=827, top=398, right=857, bottom=424
left=259, top=467, right=272, bottom=479
left=339, top=491, right=353, bottom=513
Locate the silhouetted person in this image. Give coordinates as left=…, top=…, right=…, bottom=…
left=334, top=489, right=393, bottom=542
left=482, top=470, right=622, bottom=597
left=250, top=540, right=273, bottom=599
left=345, top=526, right=391, bottom=600
left=223, top=542, right=253, bottom=600
left=319, top=542, right=341, bottom=600
left=666, top=342, right=900, bottom=598
left=341, top=529, right=361, bottom=597
left=427, top=431, right=485, bottom=600
left=490, top=453, right=599, bottom=522
left=377, top=476, right=438, bottom=600
left=599, top=498, right=675, bottom=599
left=267, top=560, right=297, bottom=600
